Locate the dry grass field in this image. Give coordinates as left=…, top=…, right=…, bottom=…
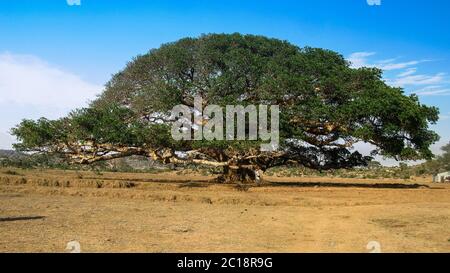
left=0, top=167, right=449, bottom=253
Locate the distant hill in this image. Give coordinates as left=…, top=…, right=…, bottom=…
left=0, top=149, right=25, bottom=159
left=0, top=149, right=168, bottom=171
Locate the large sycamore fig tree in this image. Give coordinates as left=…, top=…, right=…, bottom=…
left=12, top=34, right=440, bottom=183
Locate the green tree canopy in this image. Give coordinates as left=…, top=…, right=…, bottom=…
left=12, top=33, right=440, bottom=183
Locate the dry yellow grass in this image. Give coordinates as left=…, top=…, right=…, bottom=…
left=0, top=168, right=449, bottom=253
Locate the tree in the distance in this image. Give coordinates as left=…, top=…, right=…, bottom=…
left=12, top=33, right=440, bottom=183
left=430, top=142, right=450, bottom=172
left=439, top=143, right=450, bottom=170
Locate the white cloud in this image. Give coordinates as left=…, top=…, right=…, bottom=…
left=0, top=52, right=102, bottom=149
left=347, top=52, right=426, bottom=71
left=0, top=52, right=102, bottom=110
left=376, top=58, right=397, bottom=64
left=440, top=114, right=450, bottom=120
left=388, top=72, right=445, bottom=87
left=367, top=0, right=381, bottom=6
left=67, top=0, right=81, bottom=6
left=412, top=85, right=450, bottom=96
left=397, top=68, right=417, bottom=77
left=347, top=52, right=448, bottom=93
left=378, top=60, right=424, bottom=71
left=347, top=52, right=376, bottom=68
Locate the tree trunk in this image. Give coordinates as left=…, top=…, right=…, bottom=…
left=217, top=166, right=263, bottom=185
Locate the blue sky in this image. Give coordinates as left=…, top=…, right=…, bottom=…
left=0, top=0, right=449, bottom=163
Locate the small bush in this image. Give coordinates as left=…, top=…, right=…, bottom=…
left=401, top=174, right=411, bottom=180
left=92, top=169, right=103, bottom=176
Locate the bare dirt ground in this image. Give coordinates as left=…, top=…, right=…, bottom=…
left=0, top=168, right=449, bottom=253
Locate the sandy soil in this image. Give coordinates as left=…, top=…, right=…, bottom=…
left=0, top=168, right=449, bottom=253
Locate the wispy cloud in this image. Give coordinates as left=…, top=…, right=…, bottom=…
left=347, top=52, right=428, bottom=71
left=440, top=112, right=450, bottom=120
left=412, top=86, right=450, bottom=96
left=397, top=68, right=417, bottom=77
left=0, top=52, right=102, bottom=149
left=347, top=52, right=376, bottom=68
left=387, top=72, right=446, bottom=87
left=347, top=52, right=449, bottom=95
left=0, top=52, right=102, bottom=110
left=67, top=0, right=81, bottom=6
left=378, top=60, right=428, bottom=71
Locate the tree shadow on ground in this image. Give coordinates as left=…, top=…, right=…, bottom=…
left=178, top=181, right=212, bottom=188
left=0, top=216, right=45, bottom=222
left=82, top=176, right=212, bottom=184
left=264, top=181, right=430, bottom=189
left=77, top=175, right=435, bottom=190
